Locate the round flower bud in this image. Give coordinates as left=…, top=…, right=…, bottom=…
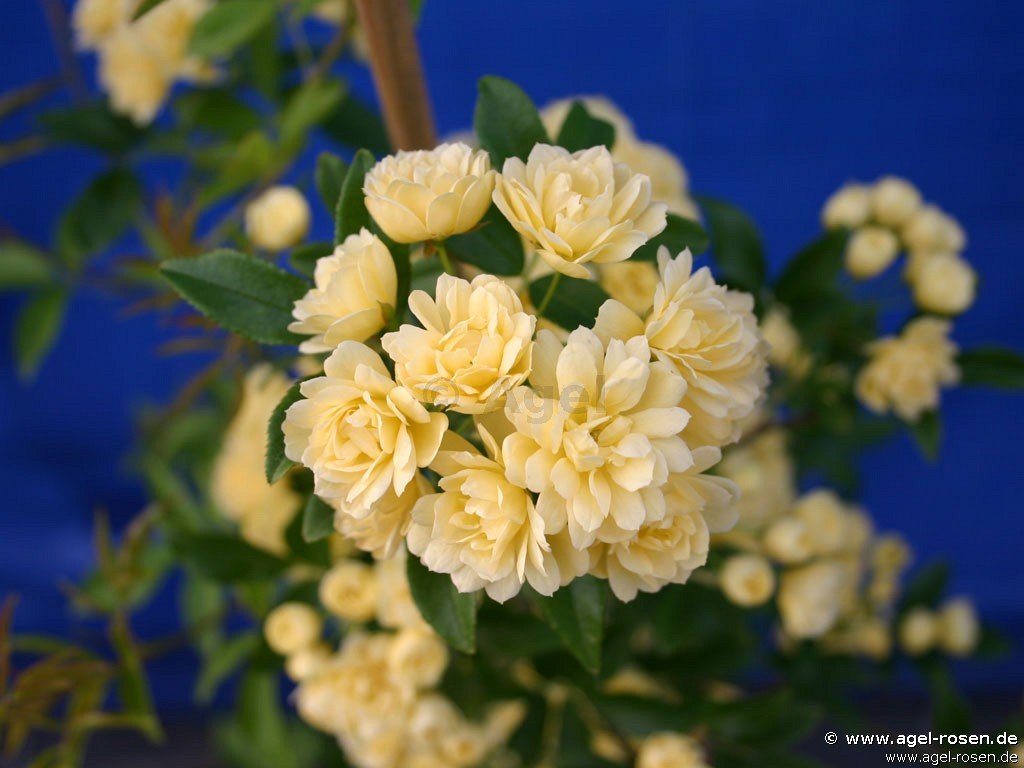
left=382, top=273, right=535, bottom=414
left=910, top=253, right=976, bottom=315
left=288, top=229, right=398, bottom=353
left=900, top=607, right=938, bottom=656
left=285, top=642, right=332, bottom=681
left=636, top=732, right=709, bottom=768
left=821, top=183, right=872, bottom=229
left=902, top=205, right=966, bottom=253
left=937, top=598, right=980, bottom=657
left=871, top=176, right=922, bottom=226
left=245, top=185, right=311, bottom=252
left=778, top=561, right=846, bottom=639
left=845, top=226, right=900, bottom=279
left=493, top=143, right=667, bottom=278
left=387, top=627, right=449, bottom=689
left=363, top=142, right=495, bottom=243
left=264, top=602, right=322, bottom=656
left=719, top=554, right=775, bottom=607
left=762, top=517, right=814, bottom=564
left=318, top=561, right=378, bottom=622
left=852, top=617, right=893, bottom=661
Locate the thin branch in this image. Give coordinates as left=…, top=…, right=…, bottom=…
left=0, top=137, right=49, bottom=167
left=40, top=0, right=88, bottom=102
left=0, top=78, right=61, bottom=119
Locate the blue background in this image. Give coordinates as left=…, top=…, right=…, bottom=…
left=2, top=0, right=1022, bottom=701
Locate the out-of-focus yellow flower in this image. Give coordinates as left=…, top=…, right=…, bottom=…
left=264, top=602, right=322, bottom=656
left=245, top=185, right=311, bottom=252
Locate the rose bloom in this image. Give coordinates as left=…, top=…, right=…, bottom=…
left=636, top=732, right=710, bottom=768
left=503, top=328, right=693, bottom=549
left=778, top=561, right=847, bottom=639
left=871, top=175, right=922, bottom=227
left=909, top=252, right=976, bottom=315
left=283, top=342, right=448, bottom=513
left=900, top=607, right=938, bottom=656
left=597, top=260, right=660, bottom=315
left=319, top=561, right=378, bottom=622
left=245, top=185, right=311, bottom=252
left=937, top=598, right=980, bottom=657
left=791, top=489, right=849, bottom=556
left=285, top=642, right=332, bottom=682
left=211, top=365, right=298, bottom=555
left=375, top=550, right=427, bottom=630
left=264, top=602, right=322, bottom=656
left=855, top=317, right=959, bottom=421
left=718, top=428, right=796, bottom=532
left=334, top=476, right=427, bottom=560
left=821, top=183, right=872, bottom=229
left=845, top=225, right=900, bottom=279
left=408, top=431, right=585, bottom=601
left=386, top=627, right=449, bottom=690
left=73, top=0, right=132, bottom=50
left=720, top=554, right=775, bottom=607
left=133, top=0, right=211, bottom=77
left=492, top=143, right=667, bottom=278
left=382, top=274, right=535, bottom=414
left=901, top=205, right=966, bottom=253
left=762, top=516, right=815, bottom=564
left=760, top=307, right=811, bottom=377
left=594, top=247, right=768, bottom=447
left=98, top=29, right=172, bottom=125
left=363, top=142, right=495, bottom=243
left=290, top=229, right=397, bottom=352
left=540, top=96, right=700, bottom=220
left=590, top=445, right=737, bottom=601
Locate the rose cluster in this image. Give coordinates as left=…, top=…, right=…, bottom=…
left=280, top=138, right=768, bottom=603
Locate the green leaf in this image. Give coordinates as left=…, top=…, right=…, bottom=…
left=774, top=228, right=849, bottom=304
left=289, top=240, right=334, bottom=279
left=132, top=0, right=171, bottom=19
left=175, top=88, right=262, bottom=140
left=593, top=694, right=698, bottom=736
left=265, top=379, right=306, bottom=483
left=280, top=78, right=345, bottom=148
left=323, top=93, right=391, bottom=155
left=0, top=241, right=53, bottom=290
left=921, top=657, right=972, bottom=733
left=160, top=250, right=307, bottom=345
left=529, top=577, right=606, bottom=675
left=39, top=101, right=146, bottom=154
left=445, top=207, right=525, bottom=275
left=301, top=494, right=335, bottom=542
left=957, top=346, right=1024, bottom=390
left=173, top=533, right=288, bottom=582
left=314, top=153, right=348, bottom=214
left=474, top=76, right=548, bottom=165
left=910, top=409, right=941, bottom=461
left=284, top=503, right=330, bottom=566
left=335, top=148, right=375, bottom=244
left=195, top=631, right=260, bottom=704
left=528, top=274, right=610, bottom=331
left=13, top=288, right=67, bottom=380
left=708, top=691, right=820, bottom=749
left=406, top=554, right=477, bottom=653
left=555, top=101, right=616, bottom=152
left=199, top=131, right=276, bottom=206
left=180, top=574, right=225, bottom=656
left=900, top=561, right=950, bottom=612
left=57, top=168, right=142, bottom=265
left=632, top=213, right=710, bottom=261
left=189, top=0, right=276, bottom=59
left=697, top=195, right=766, bottom=295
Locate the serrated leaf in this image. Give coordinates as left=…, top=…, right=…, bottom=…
left=57, top=168, right=142, bottom=265
left=910, top=409, right=941, bottom=461
left=0, top=241, right=53, bottom=290
left=161, top=250, right=307, bottom=345
left=957, top=346, right=1024, bottom=390
left=13, top=288, right=67, bottom=380
left=474, top=76, right=548, bottom=165
left=265, top=379, right=306, bottom=483
left=172, top=533, right=288, bottom=582
left=555, top=101, right=616, bottom=152
left=774, top=228, right=849, bottom=304
left=335, top=148, right=375, bottom=244
left=301, top=494, right=334, bottom=542
left=529, top=576, right=606, bottom=674
left=314, top=153, right=348, bottom=214
left=406, top=554, right=476, bottom=653
left=445, top=207, right=525, bottom=275
left=528, top=274, right=610, bottom=331
left=632, top=213, right=709, bottom=261
left=697, top=195, right=766, bottom=296
left=189, top=0, right=276, bottom=59
left=280, top=78, right=345, bottom=148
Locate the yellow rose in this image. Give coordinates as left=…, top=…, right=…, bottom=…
left=493, top=143, right=667, bottom=278
left=73, top=0, right=132, bottom=50
left=900, top=607, right=938, bottom=656
left=909, top=252, right=976, bottom=315
left=845, top=225, right=900, bottom=279
left=636, top=732, right=709, bottom=768
left=778, top=561, right=847, bottom=639
left=597, top=260, right=660, bottom=315
left=245, top=185, right=311, bottom=252
left=821, top=183, right=872, bottom=229
left=761, top=308, right=811, bottom=377
left=387, top=627, right=449, bottom=689
left=856, top=317, right=959, bottom=421
left=902, top=205, right=966, bottom=253
left=762, top=516, right=814, bottom=564
left=334, top=476, right=426, bottom=560
left=937, top=598, right=980, bottom=657
left=871, top=175, right=922, bottom=226
left=283, top=342, right=448, bottom=513
left=382, top=273, right=535, bottom=414
left=264, top=602, right=322, bottom=656
left=285, top=642, right=332, bottom=681
left=718, top=428, right=796, bottom=532
left=364, top=142, right=495, bottom=243
left=98, top=29, right=171, bottom=125
left=720, top=554, right=775, bottom=607
left=289, top=228, right=397, bottom=352
left=319, top=561, right=378, bottom=622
